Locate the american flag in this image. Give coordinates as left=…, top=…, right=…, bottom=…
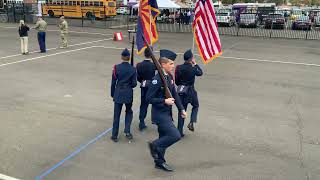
left=193, top=0, right=222, bottom=64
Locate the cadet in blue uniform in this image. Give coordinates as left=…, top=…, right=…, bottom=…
left=146, top=49, right=187, bottom=171
left=136, top=48, right=156, bottom=131
left=175, top=49, right=203, bottom=137
left=110, top=48, right=137, bottom=142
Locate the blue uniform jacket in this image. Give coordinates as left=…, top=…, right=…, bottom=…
left=111, top=62, right=137, bottom=104
left=175, top=63, right=203, bottom=87
left=136, top=59, right=156, bottom=84
left=146, top=73, right=184, bottom=124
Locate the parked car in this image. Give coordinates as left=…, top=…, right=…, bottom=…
left=292, top=15, right=311, bottom=30
left=290, top=9, right=303, bottom=21
left=116, top=7, right=128, bottom=15
left=239, top=13, right=258, bottom=28
left=216, top=12, right=236, bottom=27
left=314, top=16, right=320, bottom=27
left=265, top=13, right=285, bottom=29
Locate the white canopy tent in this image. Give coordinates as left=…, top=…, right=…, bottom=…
left=132, top=0, right=181, bottom=9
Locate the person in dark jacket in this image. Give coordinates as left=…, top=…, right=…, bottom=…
left=110, top=48, right=137, bottom=142
left=146, top=49, right=187, bottom=172
left=18, top=20, right=30, bottom=55
left=136, top=48, right=156, bottom=131
left=175, top=49, right=203, bottom=137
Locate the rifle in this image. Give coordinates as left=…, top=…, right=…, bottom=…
left=141, top=35, right=172, bottom=98
left=130, top=36, right=135, bottom=66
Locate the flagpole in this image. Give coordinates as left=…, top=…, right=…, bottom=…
left=192, top=29, right=195, bottom=53
left=150, top=9, right=152, bottom=46
left=192, top=10, right=195, bottom=53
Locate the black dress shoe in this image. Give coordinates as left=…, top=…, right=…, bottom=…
left=148, top=141, right=158, bottom=159
left=139, top=125, right=147, bottom=131
left=125, top=133, right=133, bottom=140
left=179, top=131, right=185, bottom=137
left=155, top=163, right=174, bottom=172
left=187, top=123, right=194, bottom=132
left=110, top=136, right=118, bottom=142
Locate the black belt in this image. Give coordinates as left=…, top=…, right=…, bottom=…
left=116, top=85, right=130, bottom=89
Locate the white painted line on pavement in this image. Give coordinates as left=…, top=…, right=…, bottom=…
left=190, top=53, right=320, bottom=67
left=98, top=47, right=320, bottom=67
left=54, top=30, right=112, bottom=36
left=109, top=24, right=136, bottom=28
left=0, top=26, right=112, bottom=36
left=97, top=46, right=126, bottom=50
left=0, top=46, right=97, bottom=68
left=4, top=44, right=318, bottom=69
left=0, top=38, right=113, bottom=61
left=219, top=56, right=320, bottom=67
left=0, top=173, right=21, bottom=180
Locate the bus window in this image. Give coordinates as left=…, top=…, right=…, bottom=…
left=94, top=1, right=99, bottom=6
left=84, top=1, right=88, bottom=6
left=76, top=1, right=80, bottom=5
left=108, top=2, right=115, bottom=7
left=73, top=1, right=76, bottom=5
left=56, top=1, right=60, bottom=5
left=100, top=2, right=103, bottom=6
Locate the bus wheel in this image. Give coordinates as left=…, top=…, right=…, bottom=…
left=0, top=14, right=8, bottom=23
left=86, top=12, right=93, bottom=18
left=48, top=10, right=54, bottom=17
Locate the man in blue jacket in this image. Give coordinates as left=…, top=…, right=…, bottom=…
left=110, top=48, right=137, bottom=142
left=146, top=49, right=187, bottom=171
left=136, top=48, right=156, bottom=131
left=175, top=49, right=203, bottom=137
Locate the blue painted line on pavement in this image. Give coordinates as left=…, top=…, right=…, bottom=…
left=35, top=127, right=113, bottom=180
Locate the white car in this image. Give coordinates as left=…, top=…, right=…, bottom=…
left=216, top=12, right=236, bottom=26
left=116, top=7, right=128, bottom=15
left=315, top=16, right=320, bottom=27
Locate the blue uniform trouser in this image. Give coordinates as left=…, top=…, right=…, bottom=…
left=153, top=119, right=181, bottom=165
left=37, top=32, right=46, bottom=52
left=112, top=102, right=133, bottom=138
left=177, top=94, right=199, bottom=135
left=139, top=88, right=149, bottom=128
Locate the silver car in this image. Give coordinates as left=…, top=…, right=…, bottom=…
left=216, top=12, right=236, bottom=27
left=239, top=13, right=258, bottom=28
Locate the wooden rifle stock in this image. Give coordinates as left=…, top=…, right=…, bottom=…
left=141, top=36, right=172, bottom=98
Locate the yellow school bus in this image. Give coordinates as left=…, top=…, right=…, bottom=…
left=42, top=0, right=116, bottom=19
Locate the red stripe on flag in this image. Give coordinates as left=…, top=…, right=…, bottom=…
left=193, top=0, right=222, bottom=64
left=140, top=18, right=151, bottom=44
left=205, top=1, right=221, bottom=51
left=195, top=26, right=209, bottom=60
left=197, top=21, right=213, bottom=57
left=199, top=1, right=219, bottom=55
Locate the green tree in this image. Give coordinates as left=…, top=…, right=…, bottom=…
left=290, top=0, right=301, bottom=6
left=310, top=0, right=320, bottom=5
left=270, top=0, right=285, bottom=5
left=221, top=0, right=238, bottom=5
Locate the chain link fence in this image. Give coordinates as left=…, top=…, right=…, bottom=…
left=1, top=3, right=320, bottom=40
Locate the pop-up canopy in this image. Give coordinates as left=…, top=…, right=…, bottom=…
left=133, top=0, right=181, bottom=9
